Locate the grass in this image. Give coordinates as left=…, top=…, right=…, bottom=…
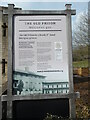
left=73, top=60, right=88, bottom=68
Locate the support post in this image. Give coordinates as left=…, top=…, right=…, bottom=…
left=7, top=4, right=14, bottom=119
left=65, top=4, right=76, bottom=118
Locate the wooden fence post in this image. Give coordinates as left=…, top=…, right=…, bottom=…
left=65, top=4, right=76, bottom=118
left=7, top=4, right=14, bottom=119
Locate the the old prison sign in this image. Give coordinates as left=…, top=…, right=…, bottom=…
left=13, top=15, right=69, bottom=95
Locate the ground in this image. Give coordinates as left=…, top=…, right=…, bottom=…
left=74, top=80, right=90, bottom=118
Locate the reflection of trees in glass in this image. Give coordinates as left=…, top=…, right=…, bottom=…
left=17, top=80, right=24, bottom=95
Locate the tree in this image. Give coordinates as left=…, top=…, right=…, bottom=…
left=72, top=11, right=89, bottom=47
left=73, top=45, right=88, bottom=61
left=72, top=11, right=89, bottom=61
left=17, top=80, right=24, bottom=95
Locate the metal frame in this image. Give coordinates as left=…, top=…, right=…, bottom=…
left=0, top=4, right=80, bottom=119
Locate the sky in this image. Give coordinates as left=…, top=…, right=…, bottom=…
left=0, top=1, right=88, bottom=31
left=0, top=0, right=89, bottom=2
left=0, top=2, right=88, bottom=11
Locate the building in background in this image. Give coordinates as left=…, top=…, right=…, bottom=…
left=0, top=6, right=21, bottom=94
left=13, top=69, right=69, bottom=95
left=42, top=82, right=69, bottom=94
left=13, top=69, right=46, bottom=95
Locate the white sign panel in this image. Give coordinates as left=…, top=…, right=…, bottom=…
left=13, top=15, right=69, bottom=95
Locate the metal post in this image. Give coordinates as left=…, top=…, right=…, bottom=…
left=65, top=4, right=76, bottom=118
left=7, top=4, right=14, bottom=119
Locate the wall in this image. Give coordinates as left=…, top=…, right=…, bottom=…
left=0, top=7, right=3, bottom=94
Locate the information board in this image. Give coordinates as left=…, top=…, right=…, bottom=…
left=13, top=15, right=69, bottom=95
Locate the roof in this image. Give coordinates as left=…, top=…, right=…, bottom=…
left=13, top=70, right=46, bottom=79
left=42, top=82, right=69, bottom=84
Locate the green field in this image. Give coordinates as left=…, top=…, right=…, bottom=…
left=73, top=60, right=88, bottom=68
